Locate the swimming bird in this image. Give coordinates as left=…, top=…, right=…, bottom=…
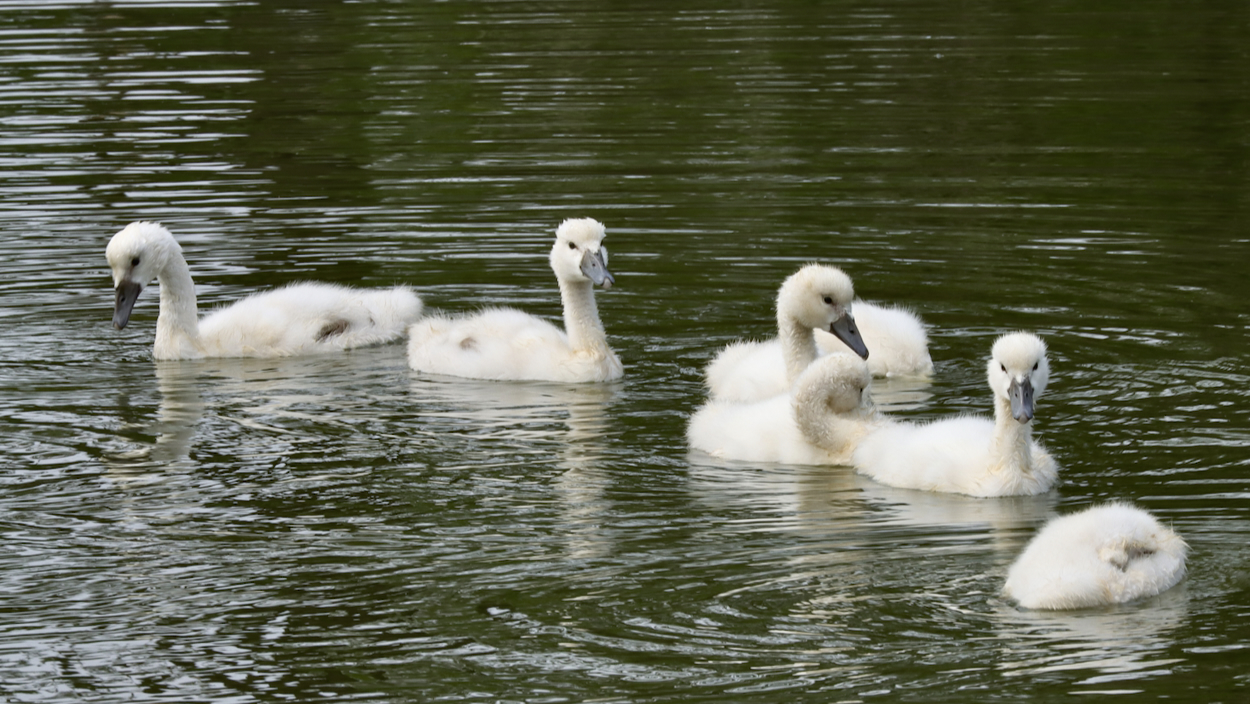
left=1003, top=502, right=1187, bottom=609
left=688, top=353, right=878, bottom=465
left=704, top=263, right=870, bottom=403
left=850, top=332, right=1058, bottom=497
left=106, top=221, right=423, bottom=360
left=407, top=217, right=621, bottom=383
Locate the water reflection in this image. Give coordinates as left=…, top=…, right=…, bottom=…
left=141, top=361, right=204, bottom=472
left=100, top=361, right=205, bottom=489
left=412, top=374, right=622, bottom=561
left=870, top=374, right=935, bottom=413
left=860, top=481, right=1059, bottom=549
left=996, top=589, right=1189, bottom=690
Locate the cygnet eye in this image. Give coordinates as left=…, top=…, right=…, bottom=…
left=1001, top=363, right=1007, bottom=373
left=131, top=257, right=141, bottom=267
left=823, top=296, right=833, bottom=305
left=1033, top=362, right=1039, bottom=371
left=567, top=242, right=577, bottom=250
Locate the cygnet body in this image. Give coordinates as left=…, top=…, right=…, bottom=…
left=106, top=222, right=423, bottom=360
left=407, top=218, right=621, bottom=383
left=850, top=332, right=1057, bottom=497
left=704, top=263, right=870, bottom=403
left=1003, top=502, right=1187, bottom=609
left=688, top=354, right=878, bottom=465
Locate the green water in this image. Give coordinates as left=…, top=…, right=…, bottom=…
left=1, top=1, right=1248, bottom=702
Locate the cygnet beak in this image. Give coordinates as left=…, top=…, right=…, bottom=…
left=580, top=249, right=614, bottom=289
left=113, top=280, right=142, bottom=330
left=1009, top=376, right=1035, bottom=423
left=830, top=313, right=869, bottom=360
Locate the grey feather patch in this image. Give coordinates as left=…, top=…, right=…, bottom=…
left=316, top=319, right=350, bottom=342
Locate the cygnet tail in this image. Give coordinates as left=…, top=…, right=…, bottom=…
left=338, top=285, right=423, bottom=347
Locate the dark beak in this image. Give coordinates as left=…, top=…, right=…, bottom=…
left=113, top=280, right=142, bottom=330
left=580, top=249, right=615, bottom=289
left=829, top=313, right=869, bottom=360
left=1009, top=376, right=1035, bottom=422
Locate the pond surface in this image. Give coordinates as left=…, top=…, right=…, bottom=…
left=1, top=1, right=1248, bottom=702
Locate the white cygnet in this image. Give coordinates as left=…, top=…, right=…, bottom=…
left=704, top=263, right=869, bottom=403
left=851, top=332, right=1058, bottom=497
left=1004, top=502, right=1187, bottom=609
left=689, top=353, right=878, bottom=465
left=106, top=221, right=423, bottom=360
left=407, top=217, right=621, bottom=383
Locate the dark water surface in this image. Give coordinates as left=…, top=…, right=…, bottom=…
left=1, top=1, right=1248, bottom=702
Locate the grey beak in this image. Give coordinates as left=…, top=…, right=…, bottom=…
left=580, top=249, right=615, bottom=289
left=1009, top=376, right=1035, bottom=422
left=829, top=313, right=869, bottom=360
left=113, top=280, right=142, bottom=330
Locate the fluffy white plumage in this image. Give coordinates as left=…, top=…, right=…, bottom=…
left=688, top=353, right=877, bottom=465
left=816, top=300, right=933, bottom=377
left=704, top=263, right=870, bottom=403
left=1003, top=503, right=1188, bottom=609
left=850, top=332, right=1058, bottom=497
left=407, top=217, right=622, bottom=383
left=710, top=301, right=933, bottom=403
left=106, top=222, right=423, bottom=361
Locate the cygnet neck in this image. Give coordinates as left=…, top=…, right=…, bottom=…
left=792, top=378, right=875, bottom=459
left=778, top=311, right=819, bottom=386
left=153, top=249, right=203, bottom=358
left=991, top=393, right=1036, bottom=476
left=558, top=277, right=609, bottom=354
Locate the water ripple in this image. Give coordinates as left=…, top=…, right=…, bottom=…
left=1, top=0, right=1249, bottom=701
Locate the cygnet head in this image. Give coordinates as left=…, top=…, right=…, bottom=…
left=778, top=263, right=869, bottom=359
left=105, top=221, right=181, bottom=330
left=987, top=332, right=1050, bottom=423
left=794, top=352, right=873, bottom=416
left=550, top=217, right=613, bottom=289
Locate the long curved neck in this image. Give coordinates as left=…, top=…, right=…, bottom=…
left=559, top=278, right=609, bottom=353
left=793, top=384, right=873, bottom=458
left=778, top=312, right=818, bottom=385
left=991, top=394, right=1035, bottom=475
left=153, top=250, right=202, bottom=358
